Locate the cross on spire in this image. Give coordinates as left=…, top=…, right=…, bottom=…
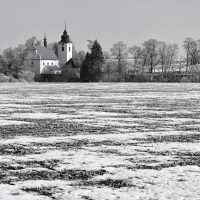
left=65, top=21, right=66, bottom=31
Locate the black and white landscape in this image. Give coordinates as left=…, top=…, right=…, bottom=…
left=1, top=0, right=200, bottom=199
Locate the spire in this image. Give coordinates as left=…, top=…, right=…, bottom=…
left=59, top=22, right=70, bottom=43
left=63, top=21, right=67, bottom=35
left=43, top=31, right=47, bottom=48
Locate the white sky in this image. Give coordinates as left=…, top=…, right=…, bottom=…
left=1, top=0, right=200, bottom=56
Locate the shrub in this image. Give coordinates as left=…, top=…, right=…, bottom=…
left=179, top=77, right=190, bottom=83
left=0, top=74, right=20, bottom=82
left=190, top=73, right=199, bottom=82
left=17, top=70, right=35, bottom=82
left=157, top=75, right=169, bottom=82
left=100, top=72, right=123, bottom=82
left=0, top=74, right=10, bottom=82
left=9, top=76, right=19, bottom=82
left=130, top=73, right=152, bottom=82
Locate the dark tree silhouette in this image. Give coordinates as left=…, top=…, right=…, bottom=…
left=88, top=40, right=104, bottom=81
left=80, top=52, right=90, bottom=82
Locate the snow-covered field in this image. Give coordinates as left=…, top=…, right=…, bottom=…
left=0, top=83, right=200, bottom=200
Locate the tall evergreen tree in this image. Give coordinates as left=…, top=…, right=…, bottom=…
left=89, top=40, right=104, bottom=82
left=80, top=52, right=90, bottom=82
left=90, top=40, right=104, bottom=63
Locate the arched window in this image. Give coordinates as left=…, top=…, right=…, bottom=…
left=52, top=62, right=53, bottom=65
left=43, top=63, right=45, bottom=65
left=62, top=47, right=64, bottom=51
left=47, top=63, right=49, bottom=65
left=69, top=47, right=70, bottom=51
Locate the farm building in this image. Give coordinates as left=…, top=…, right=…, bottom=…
left=24, top=25, right=79, bottom=81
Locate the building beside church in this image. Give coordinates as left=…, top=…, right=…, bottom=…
left=24, top=25, right=79, bottom=81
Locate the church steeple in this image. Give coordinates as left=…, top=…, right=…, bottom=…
left=43, top=31, right=47, bottom=48
left=59, top=22, right=70, bottom=44
left=58, top=22, right=72, bottom=64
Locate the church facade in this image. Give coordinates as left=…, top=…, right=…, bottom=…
left=24, top=26, right=78, bottom=81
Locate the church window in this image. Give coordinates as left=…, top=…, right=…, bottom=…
left=69, top=47, right=70, bottom=51
left=43, top=63, right=44, bottom=65
left=47, top=63, right=49, bottom=65
left=52, top=62, right=53, bottom=65
left=62, top=47, right=64, bottom=51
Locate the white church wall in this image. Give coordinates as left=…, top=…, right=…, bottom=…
left=58, top=42, right=72, bottom=64
left=40, top=60, right=58, bottom=67
left=67, top=43, right=72, bottom=61
left=55, top=60, right=59, bottom=66
left=40, top=60, right=54, bottom=74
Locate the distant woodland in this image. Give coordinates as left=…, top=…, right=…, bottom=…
left=0, top=37, right=200, bottom=82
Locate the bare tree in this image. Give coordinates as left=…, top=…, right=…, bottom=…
left=25, top=36, right=42, bottom=48
left=14, top=44, right=27, bottom=66
left=168, top=43, right=179, bottom=69
left=183, top=38, right=192, bottom=67
left=182, top=38, right=200, bottom=69
left=158, top=41, right=167, bottom=72
left=103, top=51, right=111, bottom=59
left=128, top=45, right=142, bottom=68
left=142, top=39, right=161, bottom=73
left=110, top=41, right=128, bottom=79
left=177, top=55, right=185, bottom=72
left=73, top=50, right=86, bottom=68
left=157, top=42, right=179, bottom=73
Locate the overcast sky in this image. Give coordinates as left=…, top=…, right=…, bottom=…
left=0, top=0, right=200, bottom=56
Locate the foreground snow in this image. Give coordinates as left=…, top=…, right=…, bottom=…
left=0, top=83, right=200, bottom=199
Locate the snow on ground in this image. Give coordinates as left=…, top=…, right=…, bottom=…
left=0, top=120, right=31, bottom=126
left=0, top=83, right=200, bottom=199
left=11, top=113, right=69, bottom=119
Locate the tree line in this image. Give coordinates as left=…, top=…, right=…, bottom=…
left=80, top=38, right=200, bottom=82
left=0, top=36, right=42, bottom=82
left=1, top=36, right=200, bottom=82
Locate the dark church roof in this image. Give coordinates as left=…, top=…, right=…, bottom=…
left=45, top=65, right=60, bottom=71
left=41, top=65, right=61, bottom=74
left=62, top=58, right=76, bottom=68
left=34, top=46, right=58, bottom=60
left=58, top=29, right=71, bottom=44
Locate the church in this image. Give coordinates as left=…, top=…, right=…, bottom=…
left=24, top=25, right=79, bottom=81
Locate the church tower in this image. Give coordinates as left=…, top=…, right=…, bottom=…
left=58, top=22, right=72, bottom=64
